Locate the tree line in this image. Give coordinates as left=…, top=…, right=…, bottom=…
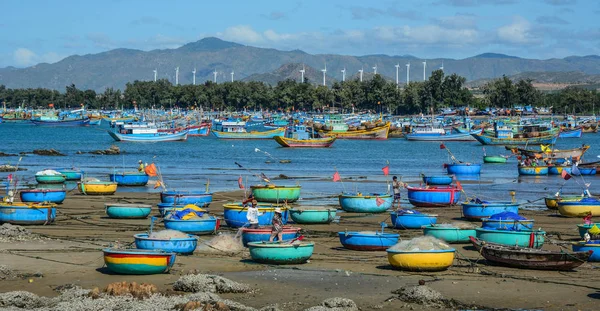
left=1, top=70, right=599, bottom=115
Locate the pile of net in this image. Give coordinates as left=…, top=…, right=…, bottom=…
left=82, top=177, right=100, bottom=182
left=165, top=204, right=211, bottom=220
left=388, top=236, right=452, bottom=252
left=434, top=222, right=476, bottom=229
left=396, top=209, right=421, bottom=215
left=148, top=230, right=190, bottom=240
left=35, top=169, right=61, bottom=176
left=487, top=212, right=527, bottom=221
left=196, top=233, right=244, bottom=254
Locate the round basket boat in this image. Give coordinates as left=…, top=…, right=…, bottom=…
left=577, top=223, right=600, bottom=239
left=422, top=225, right=476, bottom=244
left=387, top=249, right=456, bottom=271
left=240, top=226, right=301, bottom=246
left=572, top=241, right=600, bottom=262
left=163, top=216, right=220, bottom=235
left=105, top=203, right=152, bottom=219
left=247, top=241, right=314, bottom=264
left=19, top=188, right=66, bottom=204
left=102, top=248, right=176, bottom=275
left=222, top=202, right=288, bottom=228
left=133, top=233, right=198, bottom=255
left=289, top=208, right=337, bottom=224
left=390, top=211, right=437, bottom=229
left=0, top=202, right=56, bottom=225
left=338, top=231, right=399, bottom=251
left=251, top=185, right=301, bottom=203
left=475, top=228, right=545, bottom=248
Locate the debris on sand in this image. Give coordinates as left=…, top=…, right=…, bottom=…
left=177, top=301, right=231, bottom=311
left=304, top=297, right=358, bottom=311
left=92, top=282, right=158, bottom=299
left=392, top=285, right=482, bottom=309
left=0, top=164, right=26, bottom=172
left=0, top=265, right=16, bottom=280
left=0, top=152, right=17, bottom=157
left=0, top=291, right=44, bottom=309
left=89, top=145, right=120, bottom=155
left=32, top=149, right=65, bottom=156
left=173, top=274, right=252, bottom=294
left=0, top=224, right=41, bottom=242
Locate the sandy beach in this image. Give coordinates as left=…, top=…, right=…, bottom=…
left=0, top=190, right=598, bottom=310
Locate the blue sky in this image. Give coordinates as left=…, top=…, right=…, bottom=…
left=1, top=0, right=598, bottom=67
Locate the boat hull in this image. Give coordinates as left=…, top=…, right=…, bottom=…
left=163, top=216, right=220, bottom=235
left=338, top=231, right=399, bottom=251
left=518, top=166, right=548, bottom=175
left=108, top=131, right=188, bottom=142
left=572, top=242, right=600, bottom=262
left=422, top=176, right=453, bottom=185
left=577, top=223, right=600, bottom=238
left=212, top=127, right=285, bottom=139
left=0, top=203, right=56, bottom=225
left=544, top=195, right=581, bottom=210
left=338, top=193, right=392, bottom=213
left=472, top=133, right=557, bottom=145
left=390, top=212, right=437, bottom=229
left=19, top=189, right=66, bottom=203
left=77, top=182, right=118, bottom=195
left=55, top=169, right=82, bottom=181
left=274, top=136, right=336, bottom=147
left=422, top=226, right=476, bottom=244
left=475, top=228, right=545, bottom=248
left=247, top=241, right=314, bottom=264
left=105, top=204, right=152, bottom=219
left=289, top=209, right=336, bottom=224
left=483, top=156, right=507, bottom=163
left=406, top=186, right=461, bottom=207
left=558, top=128, right=583, bottom=138
left=319, top=123, right=390, bottom=140
left=222, top=203, right=289, bottom=228
left=558, top=200, right=600, bottom=217
left=134, top=233, right=198, bottom=255
left=102, top=248, right=176, bottom=275
left=406, top=130, right=478, bottom=141
left=251, top=186, right=301, bottom=203
left=446, top=163, right=481, bottom=175
left=160, top=191, right=213, bottom=207
left=240, top=226, right=301, bottom=246
left=31, top=118, right=90, bottom=126
left=461, top=202, right=519, bottom=220
left=109, top=172, right=149, bottom=186
left=387, top=249, right=455, bottom=271
left=35, top=175, right=66, bottom=184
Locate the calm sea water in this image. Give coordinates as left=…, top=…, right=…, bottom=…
left=1, top=122, right=599, bottom=207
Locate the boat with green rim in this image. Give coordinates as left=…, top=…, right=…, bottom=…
left=251, top=185, right=301, bottom=203
left=422, top=225, right=476, bottom=243
left=35, top=172, right=66, bottom=184
left=483, top=155, right=507, bottom=163
left=247, top=241, right=314, bottom=264
left=289, top=208, right=337, bottom=224
left=475, top=227, right=545, bottom=248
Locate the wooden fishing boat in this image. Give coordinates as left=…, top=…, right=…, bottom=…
left=274, top=136, right=336, bottom=148
left=557, top=198, right=600, bottom=217
left=390, top=211, right=437, bottom=229
left=405, top=129, right=479, bottom=141
left=102, top=248, right=176, bottom=274
left=248, top=241, right=314, bottom=264
left=319, top=122, right=390, bottom=140
left=338, top=231, right=399, bottom=251
left=338, top=192, right=392, bottom=213
left=544, top=195, right=582, bottom=210
left=212, top=125, right=286, bottom=139
left=475, top=228, right=545, bottom=248
left=461, top=201, right=519, bottom=220
left=0, top=202, right=56, bottom=225
left=160, top=191, right=213, bottom=206
left=222, top=202, right=288, bottom=228
left=105, top=203, right=152, bottom=219
left=572, top=241, right=600, bottom=261
left=240, top=226, right=301, bottom=246
left=387, top=249, right=455, bottom=271
left=77, top=181, right=118, bottom=195
left=158, top=122, right=211, bottom=137
left=422, top=175, right=453, bottom=185
left=446, top=163, right=481, bottom=174
left=518, top=165, right=548, bottom=175
left=251, top=185, right=301, bottom=203
left=289, top=208, right=336, bottom=224
left=31, top=117, right=90, bottom=126
left=406, top=185, right=462, bottom=207
left=511, top=145, right=589, bottom=160
left=483, top=155, right=507, bottom=163
left=471, top=132, right=557, bottom=145
left=134, top=233, right=198, bottom=255
left=558, top=127, right=583, bottom=138
left=422, top=225, right=476, bottom=243
left=471, top=237, right=590, bottom=270
left=163, top=216, right=220, bottom=235
left=19, top=188, right=66, bottom=204
left=109, top=172, right=149, bottom=186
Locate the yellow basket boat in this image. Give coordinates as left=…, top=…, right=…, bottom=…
left=78, top=181, right=118, bottom=195
left=387, top=249, right=455, bottom=272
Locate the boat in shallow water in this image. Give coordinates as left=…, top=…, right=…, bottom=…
left=109, top=172, right=149, bottom=186
left=319, top=122, right=390, bottom=140
left=406, top=185, right=462, bottom=207
left=338, top=192, right=392, bottom=213
left=108, top=122, right=188, bottom=142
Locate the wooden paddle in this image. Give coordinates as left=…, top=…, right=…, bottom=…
left=287, top=235, right=305, bottom=244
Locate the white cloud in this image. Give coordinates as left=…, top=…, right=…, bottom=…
left=12, top=48, right=64, bottom=67
left=218, top=25, right=265, bottom=44
left=497, top=16, right=537, bottom=44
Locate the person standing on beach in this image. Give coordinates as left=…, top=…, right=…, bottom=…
left=392, top=176, right=402, bottom=208
left=246, top=199, right=261, bottom=229
left=269, top=208, right=284, bottom=242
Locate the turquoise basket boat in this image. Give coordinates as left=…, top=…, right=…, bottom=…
left=55, top=168, right=82, bottom=181
left=289, top=208, right=337, bottom=224
left=35, top=174, right=66, bottom=184
left=102, top=248, right=176, bottom=275
left=105, top=203, right=152, bottom=219
left=251, top=185, right=301, bottom=203
left=577, top=223, right=600, bottom=238
left=339, top=193, right=392, bottom=213
left=222, top=202, right=288, bottom=228
left=475, top=228, right=545, bottom=248
left=134, top=233, right=198, bottom=255
left=422, top=225, right=476, bottom=244
left=247, top=241, right=314, bottom=264
left=109, top=172, right=149, bottom=186
left=461, top=201, right=519, bottom=220
left=240, top=226, right=301, bottom=246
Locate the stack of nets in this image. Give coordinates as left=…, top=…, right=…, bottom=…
left=148, top=230, right=190, bottom=240
left=388, top=236, right=452, bottom=252
left=196, top=233, right=244, bottom=254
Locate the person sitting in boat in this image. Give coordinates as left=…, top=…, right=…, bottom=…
left=269, top=207, right=284, bottom=242
left=532, top=158, right=539, bottom=167
left=137, top=160, right=145, bottom=172
left=246, top=200, right=261, bottom=229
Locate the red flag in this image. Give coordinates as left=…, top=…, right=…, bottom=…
left=440, top=143, right=446, bottom=149
left=561, top=169, right=571, bottom=180
left=332, top=171, right=341, bottom=182
left=7, top=174, right=12, bottom=181
left=455, top=180, right=462, bottom=190
left=584, top=213, right=593, bottom=225
left=376, top=196, right=385, bottom=206
left=382, top=165, right=389, bottom=176
left=238, top=176, right=244, bottom=189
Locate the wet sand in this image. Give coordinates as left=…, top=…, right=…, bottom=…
left=0, top=190, right=598, bottom=310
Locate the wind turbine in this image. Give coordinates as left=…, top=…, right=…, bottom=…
left=373, top=65, right=377, bottom=75
left=153, top=69, right=157, bottom=82
left=422, top=61, right=427, bottom=81
left=231, top=70, right=234, bottom=82
left=358, top=67, right=364, bottom=82
left=395, top=63, right=400, bottom=87
left=175, top=67, right=179, bottom=85
left=406, top=63, right=410, bottom=85
left=213, top=69, right=218, bottom=83
left=192, top=68, right=196, bottom=85
left=299, top=64, right=305, bottom=83
left=321, top=63, right=327, bottom=86
left=341, top=68, right=346, bottom=82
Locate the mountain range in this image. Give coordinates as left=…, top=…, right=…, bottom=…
left=1, top=37, right=600, bottom=92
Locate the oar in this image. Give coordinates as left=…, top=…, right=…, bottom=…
left=287, top=235, right=305, bottom=244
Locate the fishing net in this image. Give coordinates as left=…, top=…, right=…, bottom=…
left=388, top=236, right=452, bottom=252
left=196, top=233, right=244, bottom=254
left=396, top=209, right=422, bottom=215
left=148, top=230, right=190, bottom=240
left=488, top=212, right=527, bottom=221
left=82, top=177, right=100, bottom=182
left=35, top=169, right=61, bottom=176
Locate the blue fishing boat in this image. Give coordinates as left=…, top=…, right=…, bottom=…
left=422, top=175, right=453, bottom=185
left=289, top=208, right=337, bottom=224
left=446, top=163, right=481, bottom=175
left=548, top=166, right=572, bottom=175
left=163, top=216, right=220, bottom=235
left=481, top=212, right=534, bottom=230
left=222, top=202, right=288, bottom=228
left=405, top=129, right=479, bottom=141
left=406, top=185, right=462, bottom=207
left=247, top=241, right=314, bottom=264
left=109, top=172, right=149, bottom=186
left=461, top=201, right=519, bottom=220
left=572, top=241, right=600, bottom=261
left=475, top=228, right=545, bottom=248
left=471, top=129, right=558, bottom=145
left=338, top=193, right=392, bottom=213
left=212, top=120, right=285, bottom=139
left=55, top=168, right=82, bottom=181
left=19, top=189, right=66, bottom=204
left=31, top=117, right=90, bottom=127
left=108, top=122, right=188, bottom=142
left=160, top=191, right=213, bottom=207
left=105, top=203, right=152, bottom=219
left=390, top=210, right=437, bottom=229
left=572, top=166, right=597, bottom=175
left=134, top=233, right=198, bottom=255
left=0, top=203, right=56, bottom=225
left=102, top=248, right=176, bottom=275
left=240, top=226, right=301, bottom=246
left=558, top=127, right=583, bottom=138
left=338, top=231, right=399, bottom=251
left=518, top=165, right=549, bottom=176
left=422, top=225, right=476, bottom=244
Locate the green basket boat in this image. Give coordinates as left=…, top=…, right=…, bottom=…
left=247, top=241, right=314, bottom=264
left=289, top=208, right=337, bottom=224
left=35, top=174, right=67, bottom=184
left=422, top=225, right=477, bottom=244
left=251, top=185, right=301, bottom=203
left=475, top=228, right=545, bottom=248
left=483, top=155, right=507, bottom=163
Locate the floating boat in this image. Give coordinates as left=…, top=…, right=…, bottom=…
left=105, top=203, right=152, bottom=219
left=483, top=155, right=507, bottom=163
left=102, top=248, right=176, bottom=274
left=0, top=202, right=56, bottom=225
left=274, top=125, right=336, bottom=147
left=475, top=228, right=545, bottom=248
left=31, top=117, right=90, bottom=127
left=572, top=166, right=597, bottom=175
left=35, top=172, right=66, bottom=184
left=517, top=165, right=548, bottom=176
left=109, top=172, right=149, bottom=186
left=511, top=145, right=589, bottom=159
left=240, top=226, right=301, bottom=246
left=338, top=231, right=399, bottom=251
left=163, top=216, right=220, bottom=235
left=319, top=122, right=390, bottom=140
left=55, top=168, right=82, bottom=181
left=160, top=191, right=213, bottom=207
left=387, top=249, right=455, bottom=271
left=247, top=241, right=314, bottom=264
left=557, top=197, right=600, bottom=217
left=338, top=193, right=392, bottom=213
left=251, top=185, right=301, bottom=203
left=544, top=195, right=582, bottom=210
left=471, top=132, right=557, bottom=145
left=158, top=123, right=211, bottom=137
left=577, top=223, right=600, bottom=238
left=422, top=225, right=476, bottom=243
left=446, top=163, right=481, bottom=175
left=133, top=233, right=198, bottom=255
left=461, top=201, right=519, bottom=220
left=406, top=185, right=461, bottom=207
left=547, top=166, right=572, bottom=175
left=572, top=241, right=600, bottom=261
left=405, top=130, right=478, bottom=141
left=77, top=181, right=118, bottom=195
left=558, top=127, right=583, bottom=138
left=212, top=120, right=285, bottom=139
left=289, top=208, right=337, bottom=224
left=108, top=122, right=188, bottom=142
left=471, top=237, right=590, bottom=270
left=390, top=211, right=437, bottom=229
left=19, top=188, right=66, bottom=204
left=222, top=203, right=288, bottom=228
left=422, top=175, right=453, bottom=185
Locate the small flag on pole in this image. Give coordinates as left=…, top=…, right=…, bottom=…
left=382, top=165, right=389, bottom=176
left=376, top=196, right=385, bottom=206
left=584, top=213, right=593, bottom=225
left=238, top=176, right=244, bottom=189
left=7, top=174, right=12, bottom=181
left=332, top=171, right=341, bottom=182
left=440, top=143, right=446, bottom=149
left=154, top=180, right=162, bottom=189
left=144, top=163, right=158, bottom=177
left=561, top=169, right=571, bottom=180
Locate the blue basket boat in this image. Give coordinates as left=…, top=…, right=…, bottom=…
left=422, top=225, right=476, bottom=244
left=102, top=248, right=176, bottom=275
left=105, top=203, right=152, bottom=219
left=160, top=191, right=213, bottom=207
left=109, top=172, right=149, bottom=186
left=163, top=216, right=220, bottom=235
left=422, top=175, right=453, bottom=185
left=19, top=189, right=66, bottom=204
left=406, top=185, right=462, bottom=207
left=475, top=228, right=545, bottom=248
left=222, top=202, right=288, bottom=228
left=289, top=208, right=337, bottom=224
left=446, top=163, right=481, bottom=175
left=247, top=241, right=314, bottom=264
left=55, top=168, right=82, bottom=181
left=0, top=203, right=56, bottom=225
left=577, top=223, right=600, bottom=238
left=338, top=231, right=399, bottom=251
left=572, top=241, right=600, bottom=261
left=481, top=211, right=534, bottom=231
left=573, top=167, right=597, bottom=175
left=548, top=166, right=572, bottom=175
left=462, top=201, right=519, bottom=220
left=134, top=233, right=198, bottom=255
left=518, top=166, right=549, bottom=176
left=390, top=211, right=437, bottom=229
left=240, top=226, right=301, bottom=246
left=338, top=193, right=392, bottom=213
